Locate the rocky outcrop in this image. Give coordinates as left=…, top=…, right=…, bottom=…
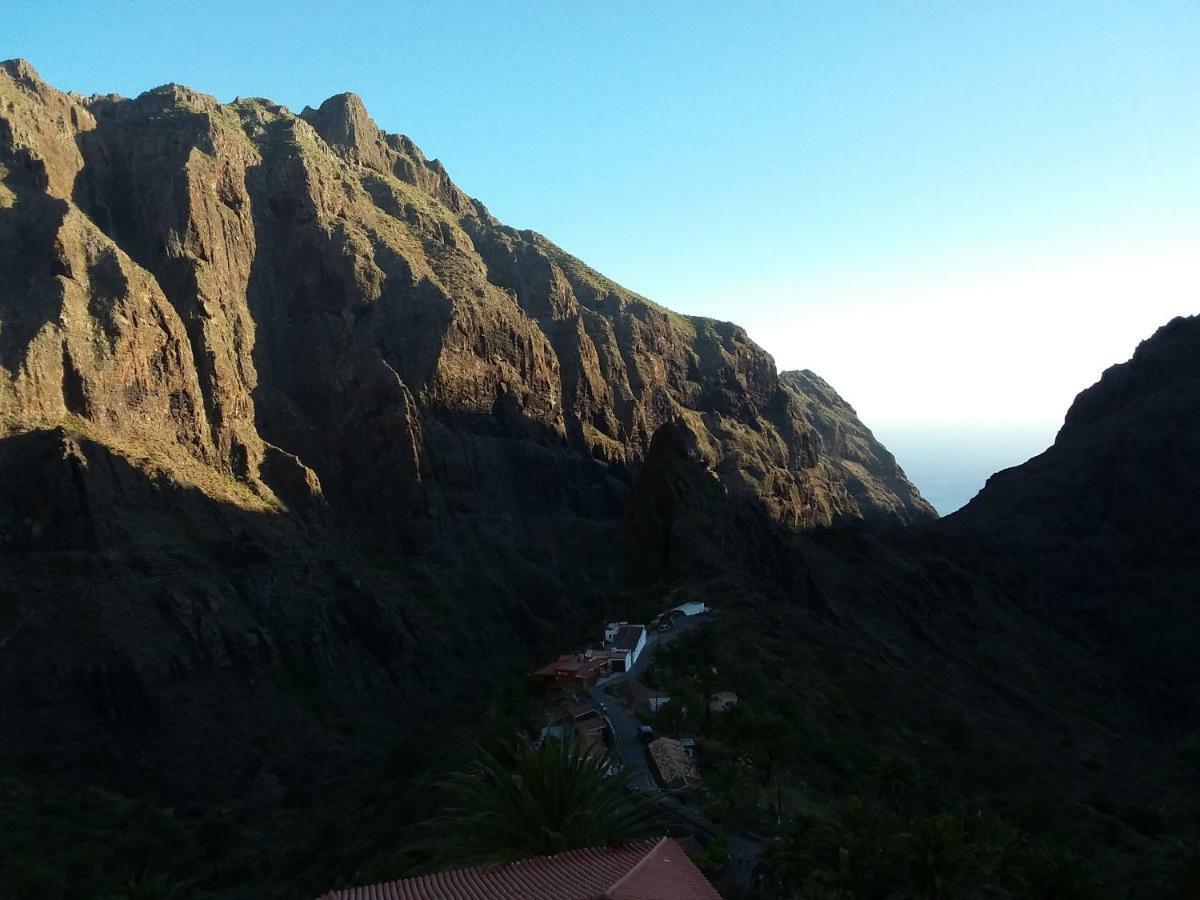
left=781, top=369, right=935, bottom=527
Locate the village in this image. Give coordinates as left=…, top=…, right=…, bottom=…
left=529, top=598, right=761, bottom=876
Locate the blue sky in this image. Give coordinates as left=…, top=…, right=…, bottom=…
left=7, top=1, right=1199, bottom=510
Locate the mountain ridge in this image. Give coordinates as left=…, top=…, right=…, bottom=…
left=0, top=58, right=932, bottom=532
left=0, top=58, right=929, bottom=802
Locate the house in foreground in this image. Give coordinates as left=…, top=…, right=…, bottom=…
left=318, top=836, right=721, bottom=899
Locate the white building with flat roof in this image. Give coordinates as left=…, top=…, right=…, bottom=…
left=671, top=601, right=709, bottom=617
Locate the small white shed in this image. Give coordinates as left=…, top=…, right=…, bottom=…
left=671, top=601, right=709, bottom=617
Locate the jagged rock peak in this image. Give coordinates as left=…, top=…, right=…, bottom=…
left=298, top=90, right=471, bottom=213
left=300, top=91, right=378, bottom=154
left=0, top=58, right=43, bottom=87
left=1060, top=314, right=1200, bottom=438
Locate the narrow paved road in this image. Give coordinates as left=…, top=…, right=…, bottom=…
left=585, top=614, right=764, bottom=882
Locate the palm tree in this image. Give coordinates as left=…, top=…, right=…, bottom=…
left=430, top=736, right=661, bottom=866
left=817, top=797, right=901, bottom=900
left=763, top=814, right=822, bottom=892
left=959, top=810, right=1020, bottom=885
left=695, top=665, right=721, bottom=732
left=707, top=757, right=756, bottom=817
left=1020, top=842, right=1103, bottom=900
left=903, top=814, right=978, bottom=900
left=745, top=710, right=798, bottom=785
left=764, top=798, right=899, bottom=900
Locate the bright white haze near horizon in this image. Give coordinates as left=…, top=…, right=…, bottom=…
left=728, top=238, right=1199, bottom=513
left=8, top=1, right=1200, bottom=514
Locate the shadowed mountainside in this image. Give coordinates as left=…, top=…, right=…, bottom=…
left=2, top=57, right=1197, bottom=899
left=623, top=318, right=1200, bottom=893
left=0, top=58, right=930, bottom=802
left=943, top=314, right=1200, bottom=726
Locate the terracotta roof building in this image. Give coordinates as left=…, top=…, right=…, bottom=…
left=317, top=836, right=721, bottom=900
left=533, top=654, right=608, bottom=687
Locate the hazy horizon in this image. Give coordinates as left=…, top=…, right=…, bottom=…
left=6, top=1, right=1197, bottom=511
left=870, top=421, right=1055, bottom=516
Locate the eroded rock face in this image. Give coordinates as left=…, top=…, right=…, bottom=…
left=0, top=59, right=932, bottom=796
left=0, top=58, right=931, bottom=535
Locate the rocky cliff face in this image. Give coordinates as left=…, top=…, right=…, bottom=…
left=0, top=60, right=931, bottom=797
left=0, top=59, right=931, bottom=540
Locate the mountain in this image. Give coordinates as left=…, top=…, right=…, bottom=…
left=0, top=58, right=931, bottom=802
left=3, top=58, right=1197, bottom=899
left=944, top=314, right=1200, bottom=723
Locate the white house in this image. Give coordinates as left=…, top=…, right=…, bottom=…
left=671, top=601, right=709, bottom=618
left=610, top=624, right=647, bottom=671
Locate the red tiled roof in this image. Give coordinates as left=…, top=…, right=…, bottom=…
left=608, top=836, right=722, bottom=899
left=534, top=655, right=605, bottom=680
left=317, top=837, right=721, bottom=900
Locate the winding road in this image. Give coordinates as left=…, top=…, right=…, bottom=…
left=584, top=614, right=764, bottom=882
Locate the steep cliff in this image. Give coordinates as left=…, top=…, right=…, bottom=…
left=0, top=60, right=931, bottom=539
left=0, top=59, right=931, bottom=798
